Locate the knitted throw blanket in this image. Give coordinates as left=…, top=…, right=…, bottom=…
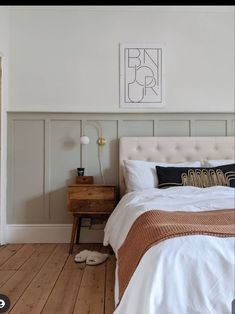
left=117, top=208, right=235, bottom=302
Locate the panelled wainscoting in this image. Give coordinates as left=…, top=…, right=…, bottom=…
left=7, top=112, right=234, bottom=243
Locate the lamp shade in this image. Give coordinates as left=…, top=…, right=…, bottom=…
left=80, top=135, right=90, bottom=145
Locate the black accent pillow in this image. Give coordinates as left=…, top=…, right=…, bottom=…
left=156, top=163, right=235, bottom=188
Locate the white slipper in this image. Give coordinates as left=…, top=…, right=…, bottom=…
left=74, top=249, right=92, bottom=263
left=86, top=251, right=109, bottom=266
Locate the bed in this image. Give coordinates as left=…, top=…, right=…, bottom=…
left=103, top=137, right=235, bottom=314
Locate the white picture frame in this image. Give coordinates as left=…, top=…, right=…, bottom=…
left=119, top=43, right=165, bottom=108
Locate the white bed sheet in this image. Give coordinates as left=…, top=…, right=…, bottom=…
left=103, top=186, right=235, bottom=314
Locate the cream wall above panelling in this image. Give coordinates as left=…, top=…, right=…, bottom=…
left=7, top=112, right=234, bottom=226
left=8, top=6, right=234, bottom=113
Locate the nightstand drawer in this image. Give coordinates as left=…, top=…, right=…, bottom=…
left=68, top=199, right=115, bottom=213
left=68, top=186, right=115, bottom=200
left=76, top=176, right=93, bottom=184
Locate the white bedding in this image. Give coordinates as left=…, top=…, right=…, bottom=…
left=103, top=186, right=235, bottom=314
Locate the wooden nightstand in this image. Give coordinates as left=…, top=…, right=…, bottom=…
left=67, top=184, right=117, bottom=254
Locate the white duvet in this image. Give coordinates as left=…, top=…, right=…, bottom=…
left=103, top=186, right=235, bottom=314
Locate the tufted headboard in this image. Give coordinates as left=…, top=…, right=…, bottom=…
left=119, top=137, right=235, bottom=197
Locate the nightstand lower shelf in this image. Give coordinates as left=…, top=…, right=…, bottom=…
left=69, top=212, right=110, bottom=254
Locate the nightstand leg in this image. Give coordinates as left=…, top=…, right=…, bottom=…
left=76, top=217, right=82, bottom=244
left=69, top=215, right=79, bottom=254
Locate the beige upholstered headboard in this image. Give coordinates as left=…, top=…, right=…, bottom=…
left=119, top=137, right=235, bottom=197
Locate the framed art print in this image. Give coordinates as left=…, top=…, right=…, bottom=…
left=119, top=43, right=165, bottom=108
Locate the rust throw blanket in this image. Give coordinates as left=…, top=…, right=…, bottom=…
left=117, top=209, right=235, bottom=301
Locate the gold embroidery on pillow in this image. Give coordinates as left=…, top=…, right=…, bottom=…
left=181, top=169, right=235, bottom=187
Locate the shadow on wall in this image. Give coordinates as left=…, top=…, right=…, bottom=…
left=21, top=187, right=73, bottom=224
left=101, top=138, right=118, bottom=185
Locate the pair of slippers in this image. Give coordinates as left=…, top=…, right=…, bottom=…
left=74, top=249, right=109, bottom=266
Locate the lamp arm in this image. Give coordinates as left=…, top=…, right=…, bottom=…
left=82, top=121, right=101, bottom=137
left=81, top=120, right=105, bottom=184
left=83, top=121, right=106, bottom=145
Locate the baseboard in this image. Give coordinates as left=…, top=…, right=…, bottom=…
left=6, top=224, right=104, bottom=244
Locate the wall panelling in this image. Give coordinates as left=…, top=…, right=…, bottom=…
left=7, top=112, right=234, bottom=227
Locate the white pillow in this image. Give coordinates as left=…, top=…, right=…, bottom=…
left=205, top=159, right=235, bottom=167
left=123, top=159, right=201, bottom=192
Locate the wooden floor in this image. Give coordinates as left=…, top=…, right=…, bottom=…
left=0, top=243, right=116, bottom=314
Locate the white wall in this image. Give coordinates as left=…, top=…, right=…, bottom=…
left=0, top=6, right=10, bottom=244
left=0, top=7, right=9, bottom=54
left=8, top=6, right=234, bottom=113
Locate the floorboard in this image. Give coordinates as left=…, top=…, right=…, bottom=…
left=0, top=244, right=23, bottom=267
left=0, top=244, right=37, bottom=270
left=105, top=256, right=116, bottom=314
left=0, top=244, right=56, bottom=313
left=9, top=244, right=69, bottom=314
left=41, top=269, right=84, bottom=314
left=73, top=263, right=106, bottom=314
left=0, top=271, right=15, bottom=288
left=0, top=244, right=116, bottom=314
